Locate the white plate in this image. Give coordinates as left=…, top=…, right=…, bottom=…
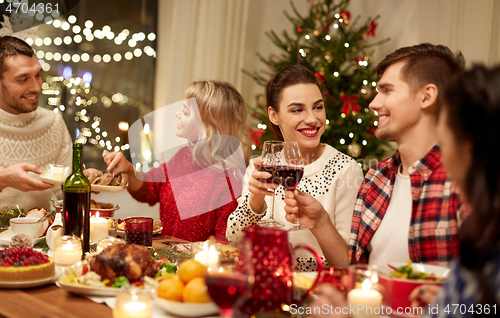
left=154, top=294, right=219, bottom=317
left=57, top=271, right=121, bottom=296
left=40, top=166, right=70, bottom=186
left=0, top=229, right=45, bottom=246
left=90, top=184, right=125, bottom=193
left=41, top=173, right=125, bottom=193
left=0, top=266, right=62, bottom=289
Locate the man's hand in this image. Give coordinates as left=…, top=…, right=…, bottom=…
left=0, top=163, right=54, bottom=192
left=284, top=189, right=326, bottom=227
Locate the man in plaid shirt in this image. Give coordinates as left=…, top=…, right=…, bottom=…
left=284, top=43, right=468, bottom=268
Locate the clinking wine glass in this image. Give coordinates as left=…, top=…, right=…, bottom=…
left=275, top=141, right=309, bottom=231
left=256, top=140, right=285, bottom=228
left=204, top=238, right=254, bottom=318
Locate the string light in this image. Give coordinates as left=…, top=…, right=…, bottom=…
left=34, top=19, right=156, bottom=154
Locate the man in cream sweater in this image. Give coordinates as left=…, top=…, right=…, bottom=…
left=0, top=36, right=72, bottom=209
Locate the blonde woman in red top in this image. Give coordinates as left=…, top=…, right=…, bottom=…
left=103, top=80, right=251, bottom=241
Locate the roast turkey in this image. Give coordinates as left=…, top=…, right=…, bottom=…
left=89, top=244, right=158, bottom=283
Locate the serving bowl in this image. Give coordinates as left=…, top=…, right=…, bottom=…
left=378, top=262, right=450, bottom=310
left=52, top=200, right=120, bottom=218
left=10, top=217, right=44, bottom=239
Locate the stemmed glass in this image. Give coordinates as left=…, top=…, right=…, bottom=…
left=204, top=239, right=254, bottom=318
left=275, top=141, right=308, bottom=231
left=256, top=141, right=285, bottom=228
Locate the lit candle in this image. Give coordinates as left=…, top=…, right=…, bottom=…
left=194, top=242, right=220, bottom=270
left=113, top=289, right=152, bottom=318
left=90, top=212, right=109, bottom=243
left=52, top=236, right=82, bottom=266
left=347, top=278, right=383, bottom=318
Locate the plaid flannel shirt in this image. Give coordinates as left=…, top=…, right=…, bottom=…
left=349, top=145, right=468, bottom=268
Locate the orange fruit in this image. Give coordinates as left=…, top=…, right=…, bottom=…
left=182, top=277, right=212, bottom=303
left=157, top=276, right=184, bottom=301
left=178, top=259, right=206, bottom=284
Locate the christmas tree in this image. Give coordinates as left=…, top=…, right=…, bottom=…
left=245, top=0, right=392, bottom=171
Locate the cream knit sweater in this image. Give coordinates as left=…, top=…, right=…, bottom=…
left=226, top=144, right=363, bottom=271
left=0, top=107, right=72, bottom=210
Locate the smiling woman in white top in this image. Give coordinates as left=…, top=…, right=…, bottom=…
left=226, top=65, right=363, bottom=271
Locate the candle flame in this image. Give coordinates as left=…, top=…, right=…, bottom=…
left=63, top=240, right=74, bottom=250
left=362, top=278, right=371, bottom=291
left=96, top=211, right=100, bottom=218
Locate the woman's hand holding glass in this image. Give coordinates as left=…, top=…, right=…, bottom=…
left=248, top=158, right=279, bottom=198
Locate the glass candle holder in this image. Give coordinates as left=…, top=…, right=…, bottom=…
left=97, top=236, right=125, bottom=253
left=52, top=235, right=83, bottom=267
left=124, top=217, right=153, bottom=246
left=347, top=265, right=383, bottom=318
left=192, top=241, right=220, bottom=270
left=113, top=287, right=153, bottom=318
left=321, top=266, right=350, bottom=296
left=108, top=218, right=118, bottom=237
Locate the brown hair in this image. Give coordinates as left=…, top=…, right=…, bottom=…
left=377, top=43, right=465, bottom=112
left=443, top=65, right=500, bottom=313
left=0, top=36, right=35, bottom=77
left=265, top=65, right=321, bottom=140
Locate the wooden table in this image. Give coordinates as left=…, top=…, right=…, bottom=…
left=0, top=235, right=191, bottom=318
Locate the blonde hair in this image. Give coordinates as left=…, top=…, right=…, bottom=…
left=184, top=80, right=251, bottom=179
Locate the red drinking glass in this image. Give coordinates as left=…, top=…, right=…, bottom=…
left=205, top=238, right=253, bottom=317
left=124, top=217, right=153, bottom=246
left=321, top=267, right=350, bottom=297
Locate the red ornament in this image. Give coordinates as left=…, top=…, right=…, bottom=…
left=355, top=56, right=364, bottom=64
left=315, top=71, right=325, bottom=84
left=366, top=20, right=378, bottom=37
left=341, top=11, right=351, bottom=20
left=322, top=90, right=332, bottom=100
left=322, top=25, right=328, bottom=31
left=297, top=27, right=303, bottom=33
left=252, top=112, right=258, bottom=118
left=367, top=121, right=376, bottom=135
left=248, top=127, right=265, bottom=147
left=340, top=93, right=361, bottom=116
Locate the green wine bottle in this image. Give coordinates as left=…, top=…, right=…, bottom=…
left=63, top=142, right=91, bottom=254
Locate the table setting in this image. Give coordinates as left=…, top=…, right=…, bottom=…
left=0, top=179, right=451, bottom=318
left=0, top=221, right=451, bottom=318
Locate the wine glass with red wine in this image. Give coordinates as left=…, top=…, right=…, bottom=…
left=205, top=239, right=253, bottom=317
left=256, top=140, right=285, bottom=228
left=275, top=141, right=308, bottom=231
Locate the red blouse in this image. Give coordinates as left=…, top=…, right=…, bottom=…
left=129, top=147, right=241, bottom=242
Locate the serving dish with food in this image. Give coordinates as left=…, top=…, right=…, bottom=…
left=57, top=244, right=175, bottom=296
left=378, top=261, right=450, bottom=310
